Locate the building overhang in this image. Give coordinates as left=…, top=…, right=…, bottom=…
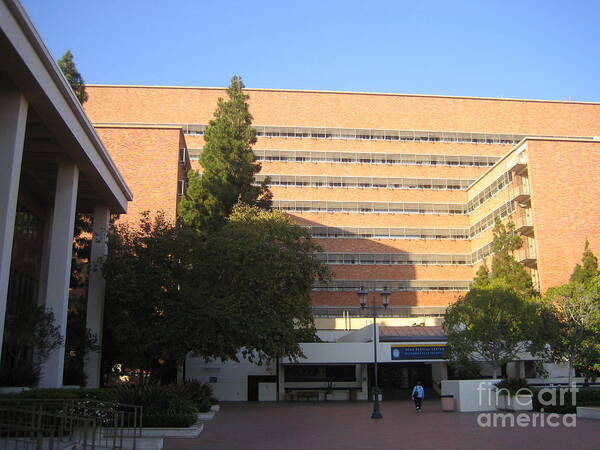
left=0, top=0, right=132, bottom=213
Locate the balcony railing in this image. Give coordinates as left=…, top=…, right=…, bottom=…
left=515, top=247, right=537, bottom=267
left=510, top=184, right=531, bottom=205
left=312, top=306, right=447, bottom=318
left=514, top=214, right=534, bottom=235
left=507, top=152, right=528, bottom=173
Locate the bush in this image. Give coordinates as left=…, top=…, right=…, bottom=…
left=113, top=383, right=198, bottom=427
left=0, top=382, right=217, bottom=428
left=531, top=387, right=600, bottom=414
left=494, top=378, right=530, bottom=396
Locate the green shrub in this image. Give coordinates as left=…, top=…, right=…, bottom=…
left=531, top=387, right=600, bottom=414
left=494, top=378, right=530, bottom=396
left=197, top=396, right=211, bottom=413
left=176, top=380, right=216, bottom=410
left=113, top=383, right=198, bottom=427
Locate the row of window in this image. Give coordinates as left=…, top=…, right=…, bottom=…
left=306, top=199, right=515, bottom=241
left=312, top=279, right=471, bottom=291
left=316, top=243, right=493, bottom=266
left=182, top=124, right=524, bottom=145
left=252, top=149, right=499, bottom=167
left=273, top=200, right=466, bottom=214
left=255, top=174, right=474, bottom=190
left=465, top=171, right=513, bottom=212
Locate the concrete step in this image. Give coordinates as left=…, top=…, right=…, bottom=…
left=577, top=407, right=600, bottom=420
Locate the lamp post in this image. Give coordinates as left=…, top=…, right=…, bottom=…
left=358, top=285, right=391, bottom=420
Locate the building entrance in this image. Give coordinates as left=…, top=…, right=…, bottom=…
left=369, top=363, right=433, bottom=400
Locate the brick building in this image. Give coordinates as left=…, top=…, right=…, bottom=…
left=83, top=86, right=600, bottom=400
left=83, top=85, right=600, bottom=311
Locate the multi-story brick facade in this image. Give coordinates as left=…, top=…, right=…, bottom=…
left=84, top=85, right=600, bottom=315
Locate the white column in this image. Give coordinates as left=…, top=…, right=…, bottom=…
left=38, top=162, right=79, bottom=388
left=358, top=364, right=369, bottom=400
left=83, top=205, right=109, bottom=388
left=0, top=91, right=28, bottom=358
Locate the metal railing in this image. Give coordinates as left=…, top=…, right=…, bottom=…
left=180, top=123, right=525, bottom=145
left=253, top=149, right=499, bottom=167
left=313, top=279, right=472, bottom=292
left=316, top=242, right=494, bottom=266
left=256, top=174, right=473, bottom=190
left=0, top=399, right=142, bottom=450
left=312, top=305, right=447, bottom=317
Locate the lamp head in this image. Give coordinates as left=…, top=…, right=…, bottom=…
left=358, top=286, right=368, bottom=308
left=381, top=286, right=391, bottom=308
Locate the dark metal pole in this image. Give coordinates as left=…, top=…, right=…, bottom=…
left=371, top=293, right=382, bottom=419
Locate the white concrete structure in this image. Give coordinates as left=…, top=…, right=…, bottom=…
left=187, top=323, right=581, bottom=403
left=0, top=0, right=132, bottom=387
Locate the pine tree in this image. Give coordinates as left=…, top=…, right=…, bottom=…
left=57, top=50, right=88, bottom=104
left=488, top=219, right=534, bottom=296
left=570, top=240, right=599, bottom=284
left=472, top=263, right=490, bottom=288
left=178, top=76, right=271, bottom=232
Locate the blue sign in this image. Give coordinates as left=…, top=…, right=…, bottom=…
left=391, top=344, right=446, bottom=360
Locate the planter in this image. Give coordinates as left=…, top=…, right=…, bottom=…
left=497, top=394, right=533, bottom=411
left=198, top=411, right=215, bottom=421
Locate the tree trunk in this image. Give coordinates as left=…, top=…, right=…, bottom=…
left=567, top=358, right=573, bottom=387
left=492, top=365, right=499, bottom=379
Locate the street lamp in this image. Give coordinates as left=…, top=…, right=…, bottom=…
left=358, top=285, right=391, bottom=419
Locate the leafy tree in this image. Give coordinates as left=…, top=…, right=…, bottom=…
left=545, top=243, right=600, bottom=382
left=57, top=50, right=88, bottom=104
left=102, top=207, right=329, bottom=378
left=444, top=281, right=551, bottom=378
left=570, top=240, right=599, bottom=285
left=0, top=300, right=63, bottom=386
left=546, top=282, right=600, bottom=383
left=178, top=76, right=271, bottom=233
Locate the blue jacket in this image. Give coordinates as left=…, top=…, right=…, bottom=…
left=412, top=385, right=425, bottom=399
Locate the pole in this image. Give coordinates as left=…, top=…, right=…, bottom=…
left=371, top=293, right=382, bottom=419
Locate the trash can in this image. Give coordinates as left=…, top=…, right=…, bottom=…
left=441, top=394, right=455, bottom=412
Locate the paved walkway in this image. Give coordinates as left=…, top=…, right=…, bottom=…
left=164, top=401, right=599, bottom=450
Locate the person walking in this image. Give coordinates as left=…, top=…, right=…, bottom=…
left=411, top=381, right=425, bottom=412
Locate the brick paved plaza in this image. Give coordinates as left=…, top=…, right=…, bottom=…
left=164, top=401, right=599, bottom=450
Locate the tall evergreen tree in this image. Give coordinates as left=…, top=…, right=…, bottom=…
left=472, top=263, right=490, bottom=288
left=57, top=50, right=88, bottom=104
left=570, top=240, right=599, bottom=284
left=489, top=219, right=535, bottom=296
left=178, top=76, right=271, bottom=232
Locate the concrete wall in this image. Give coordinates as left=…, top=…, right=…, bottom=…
left=186, top=355, right=276, bottom=402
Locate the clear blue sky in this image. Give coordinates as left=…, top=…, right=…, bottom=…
left=21, top=0, right=600, bottom=101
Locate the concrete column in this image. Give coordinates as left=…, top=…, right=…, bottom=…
left=277, top=360, right=286, bottom=401
left=83, top=205, right=109, bottom=388
left=0, top=91, right=28, bottom=359
left=38, top=162, right=79, bottom=388
left=519, top=361, right=526, bottom=379
left=358, top=364, right=369, bottom=400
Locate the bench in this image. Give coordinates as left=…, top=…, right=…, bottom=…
left=293, top=390, right=321, bottom=402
